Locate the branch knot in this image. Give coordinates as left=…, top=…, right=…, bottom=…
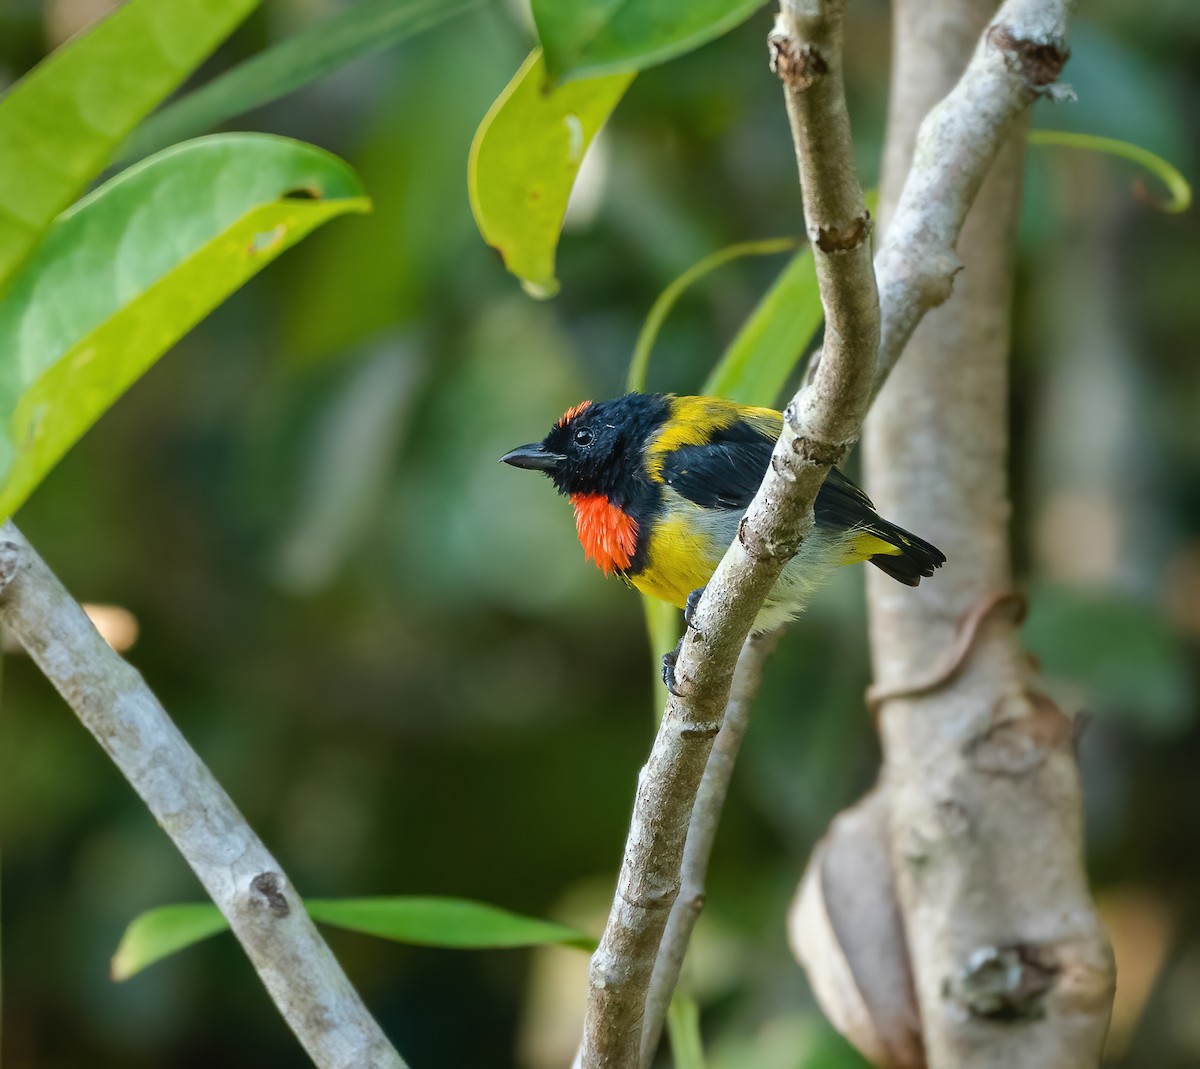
left=618, top=883, right=678, bottom=911
left=737, top=516, right=793, bottom=564
left=788, top=434, right=849, bottom=469
left=987, top=24, right=1069, bottom=88
left=812, top=212, right=872, bottom=254
left=945, top=944, right=1059, bottom=1020
left=250, top=872, right=292, bottom=918
left=768, top=30, right=829, bottom=91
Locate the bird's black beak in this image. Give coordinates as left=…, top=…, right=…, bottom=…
left=500, top=443, right=565, bottom=472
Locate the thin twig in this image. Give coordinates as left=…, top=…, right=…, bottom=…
left=638, top=630, right=780, bottom=1065
left=0, top=522, right=406, bottom=1069
left=579, top=0, right=879, bottom=1062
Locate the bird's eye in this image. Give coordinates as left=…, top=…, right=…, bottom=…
left=573, top=427, right=594, bottom=447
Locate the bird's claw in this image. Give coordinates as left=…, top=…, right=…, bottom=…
left=661, top=642, right=685, bottom=697
left=683, top=587, right=706, bottom=631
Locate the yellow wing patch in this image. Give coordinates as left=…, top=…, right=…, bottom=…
left=644, top=396, right=783, bottom=482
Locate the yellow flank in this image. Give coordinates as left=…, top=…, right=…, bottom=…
left=630, top=507, right=722, bottom=608
left=644, top=396, right=783, bottom=481
left=842, top=531, right=901, bottom=564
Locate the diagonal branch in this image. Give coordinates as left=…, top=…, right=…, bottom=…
left=638, top=629, right=780, bottom=1065
left=580, top=0, right=880, bottom=1063
left=0, top=522, right=406, bottom=1069
left=874, top=0, right=1075, bottom=387
left=582, top=0, right=1085, bottom=1065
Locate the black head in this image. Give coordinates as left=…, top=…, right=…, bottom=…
left=500, top=393, right=671, bottom=502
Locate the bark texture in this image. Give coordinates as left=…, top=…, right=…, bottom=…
left=579, top=2, right=880, bottom=1062
left=863, top=1, right=1115, bottom=1066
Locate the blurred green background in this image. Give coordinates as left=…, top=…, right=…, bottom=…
left=0, top=0, right=1198, bottom=1066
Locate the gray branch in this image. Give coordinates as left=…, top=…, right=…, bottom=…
left=0, top=522, right=406, bottom=1069
left=579, top=0, right=880, bottom=1063
left=638, top=630, right=780, bottom=1066
left=581, top=0, right=1094, bottom=1064
left=874, top=0, right=1076, bottom=389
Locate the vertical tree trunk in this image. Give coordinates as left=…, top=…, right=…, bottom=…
left=863, top=1, right=1115, bottom=1066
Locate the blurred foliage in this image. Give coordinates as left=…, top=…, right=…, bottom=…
left=121, top=0, right=477, bottom=162
left=0, top=0, right=1198, bottom=1067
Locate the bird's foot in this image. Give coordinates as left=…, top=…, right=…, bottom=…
left=684, top=586, right=706, bottom=631
left=661, top=641, right=684, bottom=698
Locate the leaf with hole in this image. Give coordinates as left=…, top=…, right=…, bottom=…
left=533, top=0, right=770, bottom=82
left=0, top=0, right=258, bottom=294
left=112, top=897, right=594, bottom=979
left=0, top=134, right=370, bottom=523
left=122, top=0, right=483, bottom=162
left=469, top=50, right=633, bottom=298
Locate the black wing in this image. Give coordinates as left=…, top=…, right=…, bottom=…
left=658, top=419, right=774, bottom=509
left=660, top=417, right=877, bottom=531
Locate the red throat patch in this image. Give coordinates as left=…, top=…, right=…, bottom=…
left=570, top=494, right=638, bottom=576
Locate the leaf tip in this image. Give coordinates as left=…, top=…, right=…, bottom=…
left=520, top=276, right=560, bottom=300
left=110, top=945, right=136, bottom=983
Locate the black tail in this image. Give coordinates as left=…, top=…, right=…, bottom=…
left=814, top=467, right=947, bottom=587
left=866, top=518, right=947, bottom=587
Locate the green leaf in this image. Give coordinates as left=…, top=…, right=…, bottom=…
left=667, top=993, right=706, bottom=1069
left=626, top=237, right=799, bottom=395
left=113, top=897, right=594, bottom=980
left=1028, top=129, right=1193, bottom=214
left=0, top=0, right=258, bottom=294
left=306, top=897, right=595, bottom=950
left=111, top=904, right=230, bottom=982
left=533, top=0, right=769, bottom=82
left=121, top=0, right=483, bottom=163
left=704, top=246, right=822, bottom=406
left=0, top=134, right=369, bottom=523
left=469, top=50, right=633, bottom=298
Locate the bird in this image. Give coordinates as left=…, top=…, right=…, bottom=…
left=501, top=392, right=944, bottom=686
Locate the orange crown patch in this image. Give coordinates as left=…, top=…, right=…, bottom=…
left=557, top=400, right=593, bottom=427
